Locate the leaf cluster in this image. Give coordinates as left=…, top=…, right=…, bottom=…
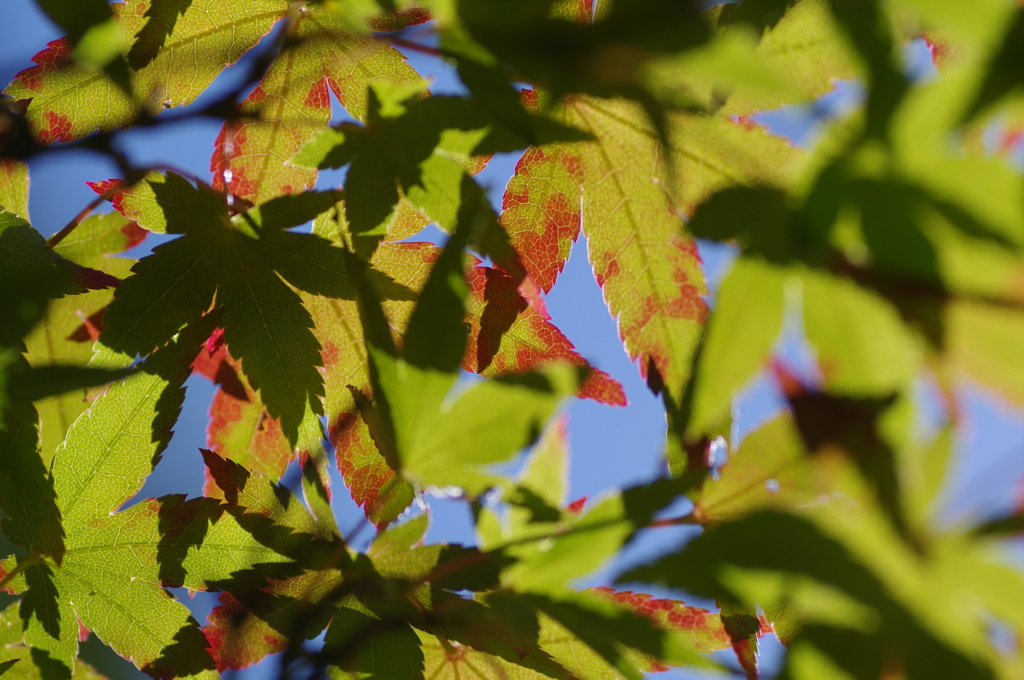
left=2, top=1, right=1024, bottom=680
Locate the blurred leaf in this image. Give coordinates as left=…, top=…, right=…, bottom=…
left=0, top=161, right=29, bottom=220
left=23, top=211, right=144, bottom=461
left=687, top=257, right=787, bottom=436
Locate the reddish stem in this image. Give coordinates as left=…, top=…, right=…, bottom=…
left=384, top=36, right=445, bottom=58
left=45, top=194, right=108, bottom=248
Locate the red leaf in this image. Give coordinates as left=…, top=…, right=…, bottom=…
left=464, top=264, right=627, bottom=406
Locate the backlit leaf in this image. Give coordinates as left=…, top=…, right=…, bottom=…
left=693, top=415, right=819, bottom=523
left=98, top=175, right=341, bottom=442
left=6, top=0, right=287, bottom=142
left=687, top=256, right=787, bottom=437
left=0, top=161, right=29, bottom=220
left=204, top=354, right=294, bottom=494
left=514, top=96, right=802, bottom=399
left=24, top=211, right=145, bottom=461
left=211, top=11, right=420, bottom=205
left=53, top=313, right=218, bottom=532
left=0, top=398, right=64, bottom=563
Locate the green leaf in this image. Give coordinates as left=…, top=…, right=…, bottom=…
left=0, top=211, right=99, bottom=348
left=692, top=414, right=819, bottom=523
left=0, top=397, right=64, bottom=563
left=947, top=301, right=1024, bottom=407
left=32, top=0, right=118, bottom=66
left=100, top=174, right=348, bottom=442
left=0, top=161, right=29, bottom=221
left=294, top=93, right=501, bottom=246
left=23, top=211, right=144, bottom=459
left=404, top=365, right=580, bottom=494
left=717, top=0, right=858, bottom=115
left=10, top=313, right=294, bottom=680
left=621, top=511, right=995, bottom=680
left=687, top=256, right=787, bottom=436
left=6, top=0, right=288, bottom=143
left=800, top=268, right=919, bottom=395
left=961, top=8, right=1024, bottom=122
left=324, top=604, right=425, bottom=680
left=4, top=365, right=133, bottom=404
left=53, top=312, right=219, bottom=532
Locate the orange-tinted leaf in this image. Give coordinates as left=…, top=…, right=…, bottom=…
left=589, top=587, right=735, bottom=672
left=464, top=265, right=626, bottom=405
left=211, top=11, right=421, bottom=205
left=308, top=234, right=621, bottom=525
left=206, top=379, right=294, bottom=493
left=5, top=1, right=288, bottom=142
left=500, top=145, right=582, bottom=293
left=536, top=97, right=801, bottom=399
left=205, top=569, right=344, bottom=671
left=329, top=409, right=414, bottom=527
left=367, top=8, right=431, bottom=32
left=191, top=334, right=294, bottom=496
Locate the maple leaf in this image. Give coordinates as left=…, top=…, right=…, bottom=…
left=301, top=216, right=621, bottom=525
left=4, top=0, right=289, bottom=143
left=501, top=93, right=802, bottom=400
left=0, top=160, right=29, bottom=220
left=96, top=174, right=360, bottom=442
left=0, top=601, right=105, bottom=680
left=715, top=0, right=857, bottom=115
left=24, top=211, right=147, bottom=461
left=199, top=450, right=346, bottom=671
left=0, top=209, right=127, bottom=566
left=345, top=178, right=582, bottom=497
left=210, top=9, right=421, bottom=205
left=1, top=314, right=294, bottom=680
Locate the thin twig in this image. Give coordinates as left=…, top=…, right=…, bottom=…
left=45, top=194, right=108, bottom=248
left=383, top=36, right=445, bottom=58
left=0, top=552, right=40, bottom=591
left=646, top=513, right=701, bottom=528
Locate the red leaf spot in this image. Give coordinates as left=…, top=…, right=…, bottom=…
left=566, top=496, right=587, bottom=513
left=205, top=327, right=226, bottom=355
left=120, top=221, right=147, bottom=249
left=247, top=85, right=267, bottom=104
left=520, top=88, right=539, bottom=111
left=558, top=152, right=583, bottom=179
left=38, top=110, right=73, bottom=143
left=67, top=308, right=106, bottom=342
left=303, top=78, right=331, bottom=110
left=594, top=256, right=619, bottom=288
left=321, top=341, right=339, bottom=368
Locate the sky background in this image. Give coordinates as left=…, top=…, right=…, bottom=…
left=2, top=2, right=1023, bottom=680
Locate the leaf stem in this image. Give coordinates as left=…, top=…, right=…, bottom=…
left=405, top=592, right=459, bottom=657
left=0, top=552, right=41, bottom=591
left=383, top=36, right=445, bottom=58
left=45, top=194, right=107, bottom=248
left=646, top=513, right=701, bottom=528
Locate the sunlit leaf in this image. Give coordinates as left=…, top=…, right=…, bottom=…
left=211, top=11, right=421, bottom=205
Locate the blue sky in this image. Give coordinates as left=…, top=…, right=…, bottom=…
left=2, top=3, right=1023, bottom=680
